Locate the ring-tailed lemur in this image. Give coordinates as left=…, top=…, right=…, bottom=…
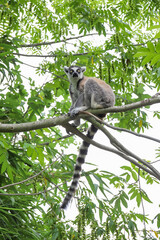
left=61, top=65, right=115, bottom=209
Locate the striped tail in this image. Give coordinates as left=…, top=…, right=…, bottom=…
left=61, top=124, right=98, bottom=209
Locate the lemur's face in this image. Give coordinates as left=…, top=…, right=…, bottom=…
left=64, top=66, right=86, bottom=82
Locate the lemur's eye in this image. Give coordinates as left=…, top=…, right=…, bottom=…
left=77, top=69, right=80, bottom=73
left=70, top=70, right=73, bottom=74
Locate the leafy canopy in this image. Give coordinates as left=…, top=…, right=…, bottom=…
left=0, top=0, right=160, bottom=239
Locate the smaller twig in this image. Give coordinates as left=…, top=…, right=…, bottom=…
left=80, top=111, right=160, bottom=144
left=21, top=61, right=67, bottom=81
left=150, top=159, right=160, bottom=165
left=0, top=189, right=52, bottom=196
left=138, top=169, right=147, bottom=237
left=51, top=181, right=70, bottom=195
left=39, top=133, right=74, bottom=146
left=0, top=158, right=59, bottom=190
left=19, top=33, right=99, bottom=48
left=0, top=182, right=67, bottom=196
left=39, top=127, right=87, bottom=146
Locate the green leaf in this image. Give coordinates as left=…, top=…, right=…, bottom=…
left=7, top=165, right=13, bottom=182
left=0, top=147, right=8, bottom=164
left=44, top=83, right=55, bottom=91
left=134, top=51, right=149, bottom=58
left=98, top=200, right=104, bottom=223
left=151, top=54, right=160, bottom=65
left=155, top=31, right=160, bottom=39
left=141, top=190, right=152, bottom=203
left=27, top=146, right=35, bottom=157
left=109, top=219, right=117, bottom=233
left=126, top=173, right=130, bottom=182
left=85, top=174, right=97, bottom=196
left=128, top=220, right=135, bottom=233
left=156, top=42, right=160, bottom=53
left=130, top=191, right=137, bottom=200
left=37, top=147, right=45, bottom=166
left=120, top=196, right=128, bottom=208
left=141, top=53, right=155, bottom=65
left=156, top=213, right=160, bottom=228
left=121, top=166, right=132, bottom=171
left=147, top=24, right=160, bottom=30
left=115, top=198, right=121, bottom=211
left=135, top=213, right=146, bottom=222
left=150, top=17, right=160, bottom=23
left=136, top=193, right=141, bottom=207
left=122, top=191, right=129, bottom=200
left=121, top=165, right=138, bottom=181
left=131, top=171, right=138, bottom=181
left=1, top=160, right=8, bottom=174
left=147, top=42, right=155, bottom=52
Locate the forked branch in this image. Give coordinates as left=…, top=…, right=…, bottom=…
left=62, top=122, right=160, bottom=180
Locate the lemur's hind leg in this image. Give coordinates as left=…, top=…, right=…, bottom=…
left=84, top=79, right=115, bottom=109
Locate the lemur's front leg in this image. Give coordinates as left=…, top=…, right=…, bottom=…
left=69, top=93, right=87, bottom=127
left=69, top=93, right=85, bottom=116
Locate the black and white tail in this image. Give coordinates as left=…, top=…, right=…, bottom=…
left=61, top=124, right=98, bottom=209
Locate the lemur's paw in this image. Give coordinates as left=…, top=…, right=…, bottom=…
left=69, top=108, right=79, bottom=117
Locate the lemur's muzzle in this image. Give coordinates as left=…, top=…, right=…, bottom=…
left=73, top=72, right=78, bottom=77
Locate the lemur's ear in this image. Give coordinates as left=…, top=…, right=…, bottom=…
left=64, top=66, right=69, bottom=73
left=81, top=66, right=86, bottom=72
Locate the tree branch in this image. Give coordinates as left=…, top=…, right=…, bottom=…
left=13, top=51, right=89, bottom=58
left=18, top=33, right=99, bottom=48
left=0, top=96, right=160, bottom=133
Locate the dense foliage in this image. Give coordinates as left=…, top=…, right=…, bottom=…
left=0, top=0, right=160, bottom=239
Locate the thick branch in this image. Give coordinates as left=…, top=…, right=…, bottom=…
left=0, top=114, right=70, bottom=132
left=89, top=95, right=160, bottom=115
left=0, top=96, right=160, bottom=133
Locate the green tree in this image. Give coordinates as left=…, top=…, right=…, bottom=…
left=0, top=0, right=160, bottom=239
